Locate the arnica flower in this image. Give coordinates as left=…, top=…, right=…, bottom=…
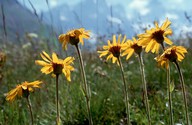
left=97, top=34, right=126, bottom=64
left=138, top=18, right=173, bottom=53
left=58, top=28, right=90, bottom=50
left=155, top=46, right=187, bottom=69
left=6, top=81, right=42, bottom=102
left=122, top=37, right=143, bottom=60
left=35, top=51, right=75, bottom=81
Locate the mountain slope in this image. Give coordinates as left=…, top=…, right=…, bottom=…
left=0, top=0, right=48, bottom=41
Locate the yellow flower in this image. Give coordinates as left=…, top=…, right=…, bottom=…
left=122, top=37, right=143, bottom=60
left=35, top=51, right=75, bottom=81
left=58, top=28, right=90, bottom=50
left=138, top=18, right=173, bottom=53
left=97, top=34, right=126, bottom=64
left=6, top=81, right=42, bottom=102
left=155, top=46, right=187, bottom=69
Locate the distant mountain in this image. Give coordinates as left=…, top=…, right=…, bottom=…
left=0, top=0, right=50, bottom=41
left=42, top=0, right=134, bottom=38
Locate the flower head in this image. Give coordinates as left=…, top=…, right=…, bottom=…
left=155, top=46, right=187, bottom=69
left=6, top=81, right=42, bottom=102
left=58, top=28, right=90, bottom=50
left=138, top=18, right=173, bottom=53
left=122, top=37, right=143, bottom=60
left=35, top=51, right=75, bottom=81
left=97, top=34, right=126, bottom=64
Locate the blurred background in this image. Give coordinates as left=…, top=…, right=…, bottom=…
left=1, top=0, right=192, bottom=48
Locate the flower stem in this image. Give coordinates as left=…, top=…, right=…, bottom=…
left=138, top=54, right=151, bottom=125
left=174, top=61, right=190, bottom=125
left=167, top=65, right=174, bottom=125
left=75, top=45, right=93, bottom=125
left=56, top=74, right=61, bottom=125
left=26, top=96, right=34, bottom=125
left=117, top=57, right=130, bottom=125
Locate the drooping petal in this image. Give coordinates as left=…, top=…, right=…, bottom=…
left=126, top=49, right=134, bottom=60
left=164, top=37, right=173, bottom=45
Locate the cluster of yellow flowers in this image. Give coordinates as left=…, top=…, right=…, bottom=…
left=5, top=18, right=188, bottom=124
left=98, top=18, right=187, bottom=66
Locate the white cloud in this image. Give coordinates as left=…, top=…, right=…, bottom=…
left=165, top=13, right=178, bottom=20
left=107, top=16, right=122, bottom=24
left=50, top=0, right=58, bottom=7
left=128, top=0, right=150, bottom=16
left=181, top=25, right=192, bottom=33
left=60, top=15, right=67, bottom=21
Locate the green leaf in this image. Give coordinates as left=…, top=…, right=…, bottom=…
left=169, top=80, right=175, bottom=93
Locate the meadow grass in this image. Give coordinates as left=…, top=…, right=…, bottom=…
left=0, top=38, right=192, bottom=125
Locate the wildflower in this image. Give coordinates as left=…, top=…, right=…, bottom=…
left=138, top=18, right=173, bottom=53
left=122, top=37, right=143, bottom=60
left=155, top=46, right=187, bottom=69
left=58, top=28, right=90, bottom=50
left=6, top=81, right=42, bottom=102
left=97, top=34, right=126, bottom=64
left=35, top=51, right=75, bottom=81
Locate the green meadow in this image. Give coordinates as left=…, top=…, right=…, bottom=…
left=0, top=32, right=191, bottom=125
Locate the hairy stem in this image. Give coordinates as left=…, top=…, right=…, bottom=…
left=56, top=74, right=61, bottom=125
left=167, top=65, right=174, bottom=125
left=174, top=61, right=190, bottom=125
left=75, top=45, right=93, bottom=125
left=138, top=54, right=151, bottom=125
left=26, top=97, right=34, bottom=125
left=118, top=57, right=130, bottom=125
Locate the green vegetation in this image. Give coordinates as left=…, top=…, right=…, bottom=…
left=0, top=35, right=191, bottom=124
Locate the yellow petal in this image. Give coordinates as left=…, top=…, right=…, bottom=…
left=164, top=37, right=173, bottom=45
left=113, top=35, right=117, bottom=45
left=145, top=39, right=155, bottom=53
left=41, top=66, right=53, bottom=74
left=63, top=57, right=75, bottom=64
left=126, top=49, right=134, bottom=60
left=164, top=28, right=172, bottom=35
left=161, top=18, right=171, bottom=30
left=52, top=52, right=59, bottom=63
left=117, top=34, right=122, bottom=44
left=41, top=51, right=52, bottom=62
left=35, top=60, right=50, bottom=66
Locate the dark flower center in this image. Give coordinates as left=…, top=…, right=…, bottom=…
left=165, top=49, right=177, bottom=62
left=152, top=30, right=165, bottom=43
left=69, top=36, right=79, bottom=45
left=53, top=63, right=63, bottom=75
left=109, top=46, right=121, bottom=57
left=132, top=44, right=142, bottom=55
left=23, top=88, right=29, bottom=98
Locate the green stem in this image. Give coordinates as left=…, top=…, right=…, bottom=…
left=26, top=96, right=34, bottom=125
left=75, top=45, right=93, bottom=125
left=138, top=54, right=151, bottom=125
left=56, top=74, right=61, bottom=125
left=167, top=65, right=174, bottom=125
left=117, top=57, right=130, bottom=125
left=174, top=61, right=190, bottom=125
left=160, top=43, right=174, bottom=125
